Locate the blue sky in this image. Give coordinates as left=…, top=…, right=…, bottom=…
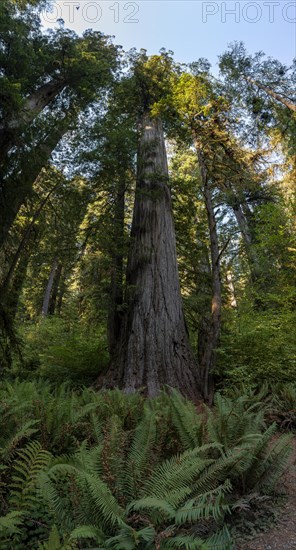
left=42, top=1, right=296, bottom=72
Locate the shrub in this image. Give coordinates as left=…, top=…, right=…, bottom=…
left=11, top=317, right=109, bottom=386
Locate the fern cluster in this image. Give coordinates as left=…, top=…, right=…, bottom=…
left=0, top=380, right=292, bottom=549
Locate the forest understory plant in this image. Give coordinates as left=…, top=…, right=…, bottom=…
left=0, top=382, right=293, bottom=549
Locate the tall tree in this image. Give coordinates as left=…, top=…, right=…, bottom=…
left=104, top=55, right=200, bottom=399
left=0, top=3, right=118, bottom=251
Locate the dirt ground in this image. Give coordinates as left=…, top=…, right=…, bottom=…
left=235, top=438, right=296, bottom=550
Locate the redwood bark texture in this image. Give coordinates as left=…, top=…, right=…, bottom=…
left=104, top=114, right=200, bottom=399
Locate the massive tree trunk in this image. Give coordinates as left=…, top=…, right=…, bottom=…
left=107, top=176, right=125, bottom=355
left=103, top=114, right=200, bottom=399
left=196, top=148, right=222, bottom=403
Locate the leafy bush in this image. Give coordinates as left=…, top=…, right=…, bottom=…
left=217, top=308, right=296, bottom=388
left=11, top=317, right=109, bottom=386
left=269, top=383, right=296, bottom=431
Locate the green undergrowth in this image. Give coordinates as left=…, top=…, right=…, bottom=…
left=0, top=381, right=293, bottom=549
left=10, top=318, right=109, bottom=386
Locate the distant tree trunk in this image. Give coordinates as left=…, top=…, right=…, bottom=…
left=6, top=253, right=31, bottom=321
left=0, top=120, right=69, bottom=251
left=195, top=148, right=222, bottom=403
left=107, top=177, right=125, bottom=355
left=103, top=114, right=200, bottom=399
left=0, top=237, right=36, bottom=372
left=48, top=263, right=63, bottom=315
left=243, top=75, right=296, bottom=112
left=56, top=272, right=66, bottom=315
left=0, top=178, right=60, bottom=293
left=0, top=79, right=66, bottom=161
left=231, top=199, right=261, bottom=283
left=226, top=268, right=237, bottom=308
left=42, top=258, right=58, bottom=317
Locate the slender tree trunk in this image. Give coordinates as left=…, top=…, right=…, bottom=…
left=226, top=268, right=237, bottom=308
left=231, top=200, right=261, bottom=283
left=0, top=235, right=37, bottom=372
left=48, top=263, right=63, bottom=315
left=103, top=114, right=200, bottom=399
left=107, top=177, right=125, bottom=355
left=196, top=148, right=222, bottom=403
left=0, top=121, right=69, bottom=251
left=243, top=75, right=296, bottom=112
left=42, top=258, right=58, bottom=317
left=56, top=273, right=66, bottom=315
left=6, top=253, right=31, bottom=321
left=0, top=79, right=66, bottom=161
left=0, top=178, right=61, bottom=293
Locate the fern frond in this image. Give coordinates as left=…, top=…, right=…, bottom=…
left=238, top=423, right=277, bottom=483
left=205, top=525, right=233, bottom=549
left=161, top=533, right=208, bottom=549
left=125, top=406, right=157, bottom=499
left=207, top=393, right=265, bottom=450
left=253, top=433, right=293, bottom=493
left=0, top=511, right=25, bottom=535
left=9, top=440, right=52, bottom=511
left=142, top=451, right=208, bottom=500
left=128, top=496, right=176, bottom=518
left=191, top=450, right=240, bottom=496
left=175, top=481, right=232, bottom=524
left=105, top=525, right=156, bottom=549
left=0, top=420, right=40, bottom=460
left=168, top=389, right=203, bottom=449
left=45, top=463, right=126, bottom=530
left=69, top=524, right=105, bottom=543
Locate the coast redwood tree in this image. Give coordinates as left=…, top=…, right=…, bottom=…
left=104, top=107, right=200, bottom=399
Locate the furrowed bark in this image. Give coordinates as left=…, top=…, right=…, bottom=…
left=103, top=114, right=200, bottom=400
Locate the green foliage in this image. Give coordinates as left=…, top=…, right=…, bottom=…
left=0, top=381, right=292, bottom=548
left=217, top=308, right=296, bottom=387
left=12, top=317, right=109, bottom=385
left=270, top=383, right=296, bottom=430
left=206, top=392, right=265, bottom=448
left=0, top=33, right=295, bottom=549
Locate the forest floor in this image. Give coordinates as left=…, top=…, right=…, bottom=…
left=235, top=437, right=296, bottom=550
